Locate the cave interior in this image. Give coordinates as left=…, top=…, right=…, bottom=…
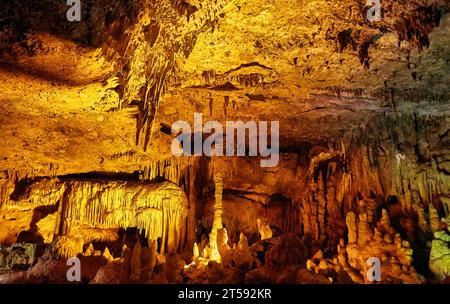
left=0, top=0, right=449, bottom=284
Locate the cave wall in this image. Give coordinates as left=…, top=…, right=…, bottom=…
left=0, top=0, right=449, bottom=284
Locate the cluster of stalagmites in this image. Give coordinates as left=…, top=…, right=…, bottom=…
left=88, top=240, right=164, bottom=284
left=301, top=195, right=450, bottom=283
left=307, top=201, right=423, bottom=283
left=80, top=226, right=328, bottom=283
left=180, top=230, right=320, bottom=284
left=1, top=200, right=449, bottom=283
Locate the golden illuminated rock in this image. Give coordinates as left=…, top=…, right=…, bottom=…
left=209, top=172, right=224, bottom=263
left=0, top=178, right=188, bottom=257
left=0, top=0, right=449, bottom=285
left=102, top=247, right=114, bottom=263
left=257, top=218, right=273, bottom=240
left=308, top=206, right=424, bottom=283
left=193, top=243, right=200, bottom=261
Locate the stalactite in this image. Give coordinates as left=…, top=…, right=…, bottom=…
left=395, top=6, right=442, bottom=52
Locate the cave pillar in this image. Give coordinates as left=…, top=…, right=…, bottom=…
left=186, top=157, right=198, bottom=251
left=209, top=171, right=223, bottom=262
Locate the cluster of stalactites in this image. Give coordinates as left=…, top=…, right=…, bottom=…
left=9, top=178, right=188, bottom=254
left=116, top=0, right=233, bottom=151
left=61, top=180, right=188, bottom=253
left=140, top=158, right=182, bottom=185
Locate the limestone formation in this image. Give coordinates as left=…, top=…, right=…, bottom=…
left=429, top=231, right=450, bottom=281
left=209, top=172, right=224, bottom=263
left=102, top=247, right=114, bottom=263
left=429, top=204, right=441, bottom=233
left=193, top=243, right=200, bottom=261
left=84, top=244, right=95, bottom=257
left=129, top=241, right=142, bottom=282
left=238, top=233, right=249, bottom=251
left=0, top=0, right=449, bottom=286
left=1, top=179, right=188, bottom=257
left=257, top=218, right=273, bottom=240
left=307, top=206, right=424, bottom=283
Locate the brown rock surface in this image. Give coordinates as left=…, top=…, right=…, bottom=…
left=0, top=0, right=449, bottom=285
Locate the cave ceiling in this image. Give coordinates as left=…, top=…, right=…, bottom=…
left=0, top=0, right=448, bottom=176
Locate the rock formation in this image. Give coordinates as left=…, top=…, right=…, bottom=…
left=208, top=171, right=224, bottom=262
left=307, top=204, right=425, bottom=283
left=0, top=0, right=449, bottom=285
left=0, top=178, right=188, bottom=257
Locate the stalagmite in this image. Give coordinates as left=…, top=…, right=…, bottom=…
left=379, top=209, right=395, bottom=235
left=102, top=247, right=114, bottom=262
left=346, top=212, right=358, bottom=244
left=193, top=243, right=200, bottom=261
left=257, top=218, right=273, bottom=240
left=84, top=243, right=95, bottom=256
left=237, top=233, right=248, bottom=251
left=209, top=172, right=223, bottom=262
left=130, top=241, right=142, bottom=282
left=217, top=228, right=230, bottom=258
left=357, top=211, right=373, bottom=246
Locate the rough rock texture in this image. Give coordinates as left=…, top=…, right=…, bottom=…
left=429, top=230, right=450, bottom=280
left=0, top=0, right=449, bottom=284
left=429, top=207, right=450, bottom=281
